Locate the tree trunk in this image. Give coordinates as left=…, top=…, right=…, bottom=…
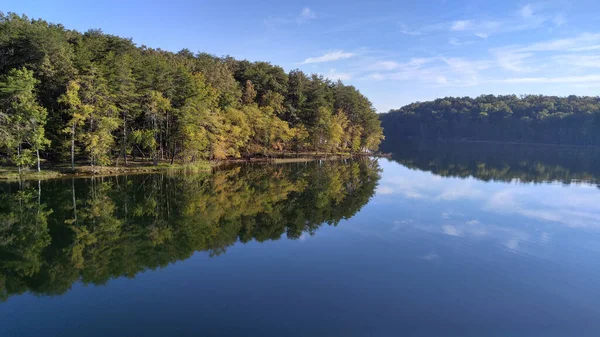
left=170, top=143, right=175, bottom=165
left=36, top=148, right=41, bottom=172
left=122, top=112, right=127, bottom=165
left=17, top=143, right=21, bottom=175
left=71, top=124, right=75, bottom=170
left=153, top=118, right=158, bottom=166
left=159, top=130, right=163, bottom=161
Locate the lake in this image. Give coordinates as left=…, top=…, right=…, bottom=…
left=1, top=143, right=600, bottom=337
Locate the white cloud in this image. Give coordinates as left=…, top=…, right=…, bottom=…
left=395, top=4, right=562, bottom=41
left=451, top=20, right=472, bottom=31
left=449, top=38, right=474, bottom=46
left=435, top=76, right=448, bottom=84
left=365, top=73, right=386, bottom=81
left=264, top=7, right=318, bottom=26
left=553, top=13, right=566, bottom=27
left=361, top=56, right=487, bottom=87
left=494, top=51, right=536, bottom=72
left=300, top=50, right=355, bottom=64
left=520, top=33, right=600, bottom=52
left=499, top=74, right=600, bottom=84
left=325, top=68, right=352, bottom=81
left=369, top=61, right=401, bottom=70
left=490, top=33, right=600, bottom=75
left=399, top=24, right=422, bottom=36
left=519, top=4, right=534, bottom=18
left=300, top=7, right=317, bottom=20
left=554, top=54, right=600, bottom=68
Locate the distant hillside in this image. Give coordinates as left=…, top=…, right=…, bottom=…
left=380, top=95, right=600, bottom=146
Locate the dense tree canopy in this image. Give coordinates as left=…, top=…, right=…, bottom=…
left=0, top=13, right=383, bottom=169
left=0, top=159, right=381, bottom=300
left=380, top=95, right=600, bottom=145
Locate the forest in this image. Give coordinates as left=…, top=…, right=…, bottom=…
left=0, top=13, right=383, bottom=172
left=380, top=95, right=600, bottom=145
left=0, top=159, right=381, bottom=300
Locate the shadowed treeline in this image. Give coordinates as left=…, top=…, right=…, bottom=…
left=380, top=95, right=600, bottom=146
left=381, top=140, right=600, bottom=185
left=0, top=159, right=380, bottom=301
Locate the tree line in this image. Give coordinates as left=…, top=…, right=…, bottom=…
left=0, top=159, right=380, bottom=300
left=380, top=95, right=600, bottom=146
left=0, top=13, right=383, bottom=171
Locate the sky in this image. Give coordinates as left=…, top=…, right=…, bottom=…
left=3, top=0, right=600, bottom=112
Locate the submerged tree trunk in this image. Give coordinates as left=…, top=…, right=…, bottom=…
left=38, top=180, right=41, bottom=209
left=72, top=178, right=78, bottom=225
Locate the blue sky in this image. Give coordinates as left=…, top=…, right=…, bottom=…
left=3, top=0, right=600, bottom=111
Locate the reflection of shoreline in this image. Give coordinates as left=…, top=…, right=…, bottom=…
left=381, top=140, right=600, bottom=185
left=0, top=159, right=381, bottom=301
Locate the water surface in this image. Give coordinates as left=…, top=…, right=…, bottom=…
left=1, top=147, right=600, bottom=337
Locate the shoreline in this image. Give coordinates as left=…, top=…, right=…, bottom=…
left=0, top=152, right=386, bottom=181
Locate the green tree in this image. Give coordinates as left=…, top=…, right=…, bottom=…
left=58, top=80, right=92, bottom=169
left=145, top=91, right=171, bottom=165
left=0, top=67, right=49, bottom=172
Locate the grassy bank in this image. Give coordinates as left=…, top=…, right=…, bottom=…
left=0, top=161, right=212, bottom=181
left=0, top=167, right=64, bottom=181
left=0, top=151, right=382, bottom=181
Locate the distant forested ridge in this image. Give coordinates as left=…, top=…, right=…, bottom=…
left=380, top=95, right=600, bottom=145
left=0, top=13, right=383, bottom=171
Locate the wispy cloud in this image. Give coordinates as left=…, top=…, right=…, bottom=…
left=449, top=38, right=474, bottom=46
left=325, top=68, right=352, bottom=81
left=361, top=56, right=487, bottom=87
left=498, top=75, right=600, bottom=84
left=395, top=4, right=565, bottom=39
left=519, top=33, right=600, bottom=52
left=300, top=50, right=356, bottom=64
left=451, top=20, right=472, bottom=31
left=492, top=33, right=600, bottom=73
left=368, top=61, right=401, bottom=71
left=299, top=7, right=317, bottom=21
left=553, top=13, right=566, bottom=27
left=399, top=24, right=422, bottom=36
left=519, top=4, right=534, bottom=19
left=555, top=54, right=600, bottom=68
left=264, top=7, right=318, bottom=26
left=493, top=50, right=536, bottom=72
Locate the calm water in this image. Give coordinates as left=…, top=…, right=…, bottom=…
left=1, top=144, right=600, bottom=337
